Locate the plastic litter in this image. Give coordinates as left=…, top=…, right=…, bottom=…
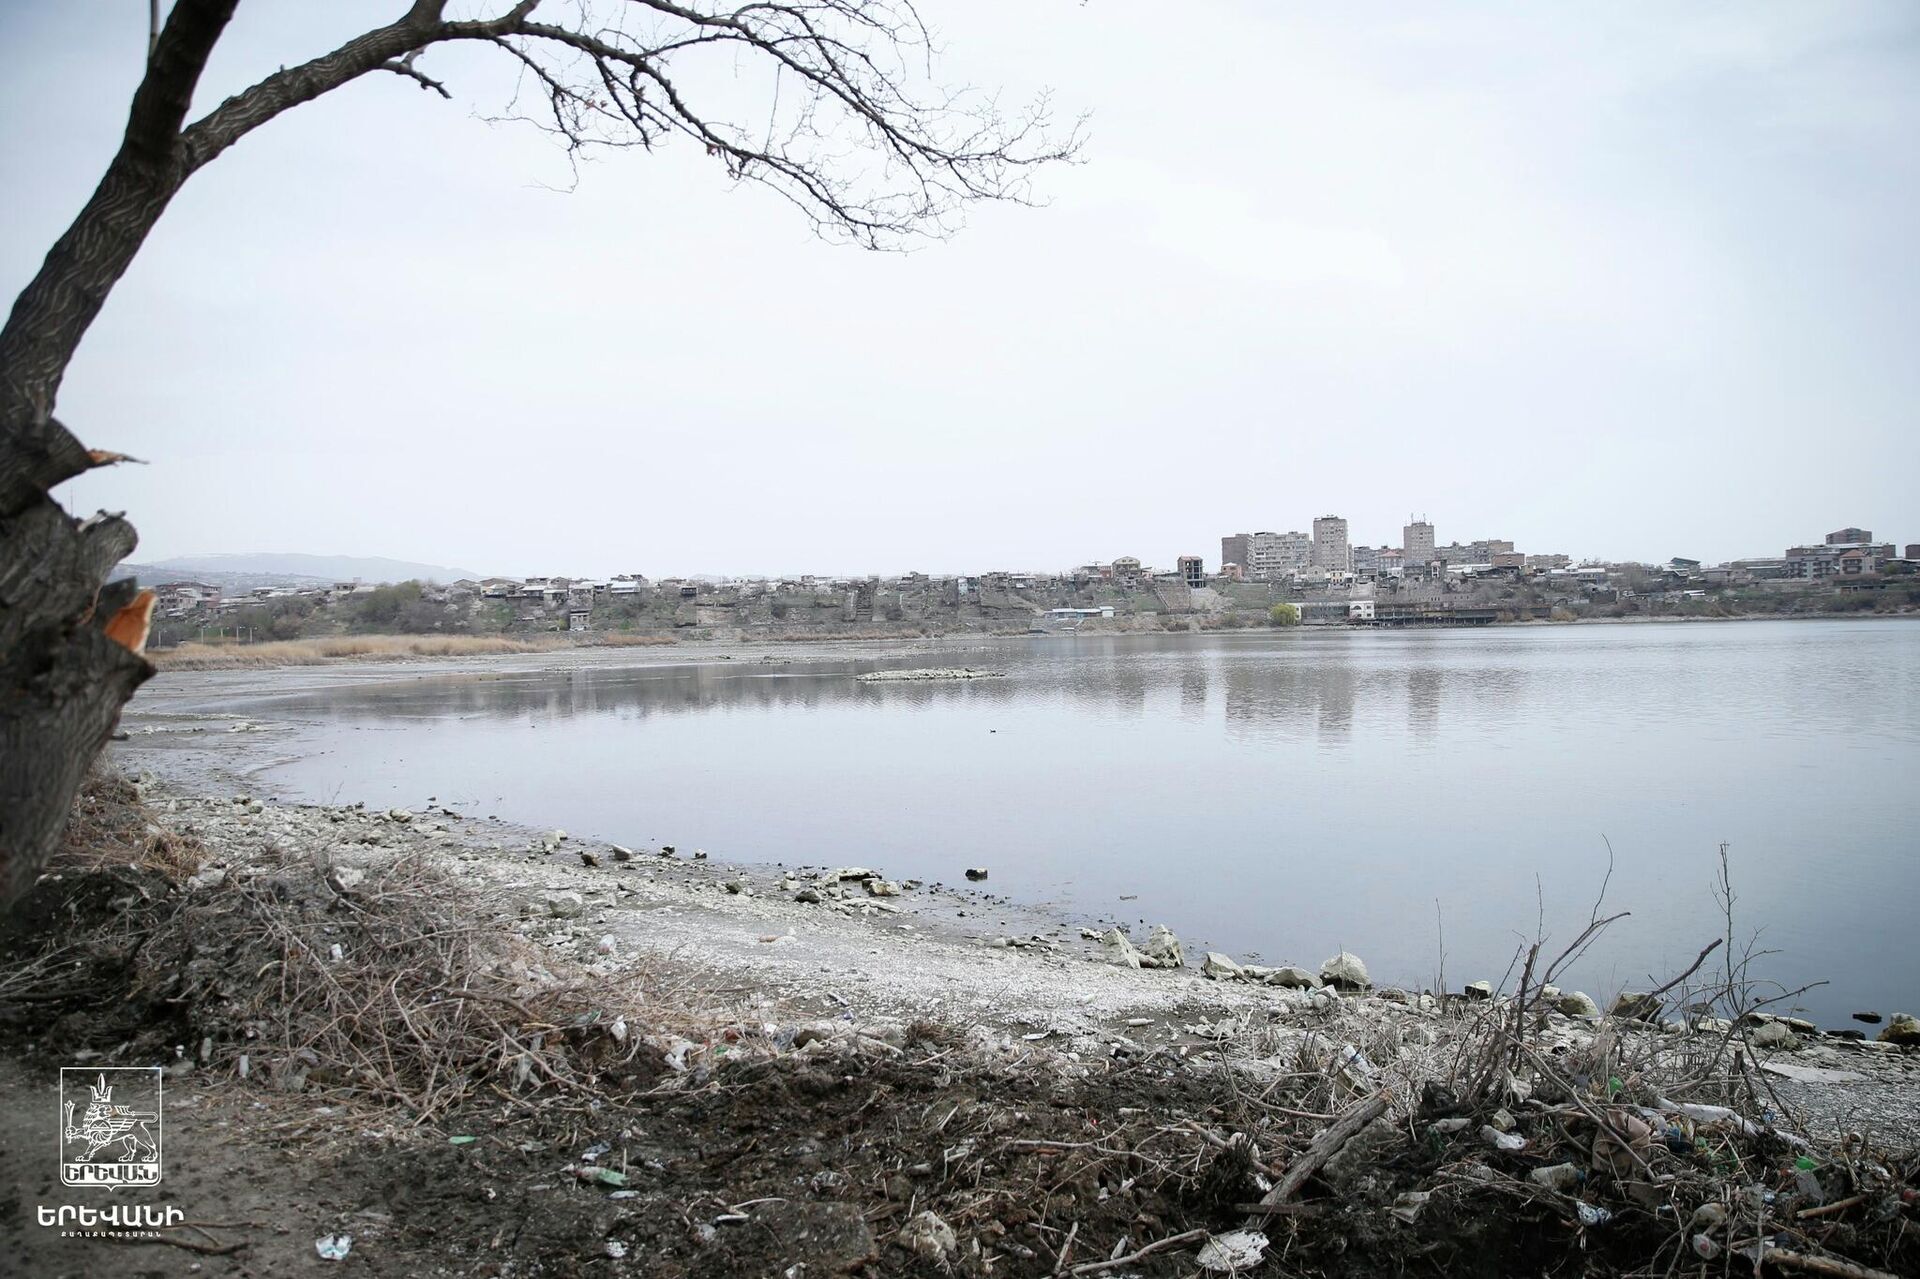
left=315, top=1234, right=353, bottom=1260
left=1529, top=1163, right=1581, bottom=1191
left=1481, top=1125, right=1525, bottom=1152
left=1389, top=1191, right=1433, bottom=1224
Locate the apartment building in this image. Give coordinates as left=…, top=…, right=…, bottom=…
left=1312, top=515, right=1350, bottom=573
left=1403, top=519, right=1435, bottom=565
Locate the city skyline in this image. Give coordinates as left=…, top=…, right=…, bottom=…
left=126, top=514, right=1908, bottom=585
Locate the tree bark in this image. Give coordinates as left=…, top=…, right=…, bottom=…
left=0, top=0, right=241, bottom=909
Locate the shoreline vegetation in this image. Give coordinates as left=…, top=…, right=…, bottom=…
left=4, top=775, right=1915, bottom=1276
left=146, top=610, right=1917, bottom=671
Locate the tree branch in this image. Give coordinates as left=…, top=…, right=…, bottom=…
left=124, top=0, right=240, bottom=167
left=380, top=53, right=451, bottom=99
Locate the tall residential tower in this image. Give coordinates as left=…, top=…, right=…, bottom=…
left=1312, top=515, right=1351, bottom=573
left=1403, top=518, right=1435, bottom=566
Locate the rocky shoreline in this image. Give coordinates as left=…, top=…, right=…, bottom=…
left=853, top=665, right=1007, bottom=682
left=7, top=773, right=1919, bottom=1278
left=127, top=782, right=1920, bottom=1140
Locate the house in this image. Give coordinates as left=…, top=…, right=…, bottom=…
left=152, top=582, right=220, bottom=617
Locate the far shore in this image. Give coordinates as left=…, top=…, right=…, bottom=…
left=145, top=609, right=1914, bottom=671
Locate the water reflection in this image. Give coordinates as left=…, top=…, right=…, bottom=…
left=238, top=622, right=1920, bottom=1026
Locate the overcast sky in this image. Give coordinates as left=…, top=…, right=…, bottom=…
left=5, top=1, right=1917, bottom=577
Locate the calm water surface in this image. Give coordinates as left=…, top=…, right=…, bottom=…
left=242, top=621, right=1918, bottom=1026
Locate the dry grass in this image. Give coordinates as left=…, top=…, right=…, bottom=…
left=58, top=772, right=204, bottom=878
left=10, top=791, right=679, bottom=1123
left=152, top=631, right=675, bottom=670
left=578, top=632, right=677, bottom=648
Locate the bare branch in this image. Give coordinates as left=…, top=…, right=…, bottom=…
left=380, top=53, right=451, bottom=99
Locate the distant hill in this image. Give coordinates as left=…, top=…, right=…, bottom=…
left=116, top=553, right=482, bottom=587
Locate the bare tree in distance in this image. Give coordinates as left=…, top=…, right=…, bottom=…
left=0, top=0, right=1080, bottom=906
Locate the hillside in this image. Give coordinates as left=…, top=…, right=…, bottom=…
left=116, top=552, right=482, bottom=587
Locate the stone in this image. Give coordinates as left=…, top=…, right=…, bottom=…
left=1264, top=965, right=1322, bottom=989
left=1878, top=1013, right=1920, bottom=1046
left=1201, top=952, right=1245, bottom=981
left=899, top=1210, right=956, bottom=1262
left=387, top=808, right=411, bottom=822
left=1462, top=980, right=1493, bottom=1000
left=964, top=867, right=989, bottom=881
left=1320, top=951, right=1370, bottom=990
left=579, top=850, right=599, bottom=867
left=693, top=848, right=708, bottom=860
left=1748, top=1020, right=1796, bottom=1050
left=1610, top=992, right=1661, bottom=1022
left=550, top=829, right=567, bottom=842
left=1141, top=924, right=1184, bottom=969
left=1102, top=928, right=1143, bottom=970
left=866, top=879, right=901, bottom=897
left=1852, top=1012, right=1882, bottom=1025
left=1761, top=1061, right=1867, bottom=1085
left=610, top=845, right=634, bottom=862
left=543, top=891, right=586, bottom=919
left=795, top=888, right=824, bottom=904
left=1556, top=991, right=1601, bottom=1018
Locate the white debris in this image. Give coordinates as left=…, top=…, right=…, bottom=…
left=1197, top=1228, right=1270, bottom=1271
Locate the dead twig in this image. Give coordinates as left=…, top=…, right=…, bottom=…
left=1761, top=1248, right=1903, bottom=1279
left=1252, top=1092, right=1390, bottom=1210
left=1068, top=1228, right=1209, bottom=1275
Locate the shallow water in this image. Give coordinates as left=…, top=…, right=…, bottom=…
left=235, top=620, right=1918, bottom=1027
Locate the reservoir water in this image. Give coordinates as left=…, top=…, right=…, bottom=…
left=226, top=619, right=1917, bottom=1026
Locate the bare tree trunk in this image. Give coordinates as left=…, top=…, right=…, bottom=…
left=0, top=0, right=239, bottom=908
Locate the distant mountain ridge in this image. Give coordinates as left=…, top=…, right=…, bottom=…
left=119, top=553, right=482, bottom=585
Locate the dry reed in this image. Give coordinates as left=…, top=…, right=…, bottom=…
left=152, top=631, right=675, bottom=670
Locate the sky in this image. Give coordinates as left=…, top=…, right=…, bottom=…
left=4, top=0, right=1917, bottom=578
